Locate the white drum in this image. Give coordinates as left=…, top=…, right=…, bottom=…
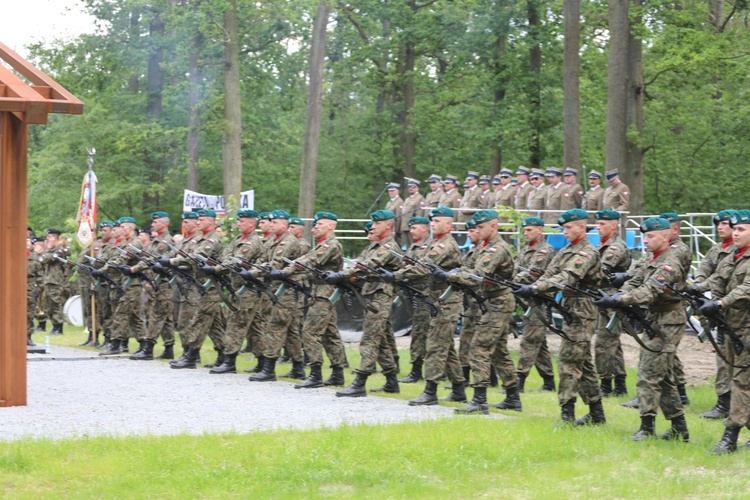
left=64, top=295, right=84, bottom=327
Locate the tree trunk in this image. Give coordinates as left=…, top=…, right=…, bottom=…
left=528, top=0, right=542, bottom=169
left=186, top=33, right=203, bottom=192
left=127, top=11, right=140, bottom=94
left=144, top=12, right=165, bottom=208
left=489, top=30, right=508, bottom=178
left=400, top=38, right=417, bottom=180
left=604, top=0, right=629, bottom=179
left=298, top=3, right=330, bottom=220
left=222, top=0, right=243, bottom=204
left=625, top=0, right=644, bottom=214
left=563, top=0, right=580, bottom=171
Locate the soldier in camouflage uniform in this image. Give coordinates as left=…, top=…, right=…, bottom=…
left=592, top=209, right=632, bottom=397
left=398, top=216, right=432, bottom=383
left=692, top=210, right=736, bottom=419
left=702, top=209, right=750, bottom=453
left=129, top=212, right=175, bottom=360
left=445, top=210, right=519, bottom=414
left=92, top=221, right=117, bottom=345
left=166, top=209, right=226, bottom=369
left=327, top=210, right=402, bottom=397
left=173, top=212, right=201, bottom=356
left=40, top=229, right=70, bottom=335
left=31, top=238, right=47, bottom=333
left=274, top=212, right=347, bottom=388
left=514, top=217, right=556, bottom=392
left=284, top=217, right=311, bottom=377
left=27, top=237, right=43, bottom=345
left=515, top=208, right=605, bottom=425
left=457, top=218, right=481, bottom=385
left=595, top=217, right=689, bottom=442
left=387, top=206, right=467, bottom=406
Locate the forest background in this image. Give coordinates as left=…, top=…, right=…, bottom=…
left=22, top=0, right=750, bottom=235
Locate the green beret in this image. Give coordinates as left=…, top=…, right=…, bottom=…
left=363, top=221, right=373, bottom=234
left=465, top=219, right=477, bottom=230
left=370, top=210, right=395, bottom=222
left=594, top=209, right=620, bottom=221
left=522, top=217, right=544, bottom=228
left=640, top=217, right=671, bottom=233
left=314, top=211, right=338, bottom=222
left=659, top=212, right=681, bottom=223
left=100, top=220, right=114, bottom=228
left=197, top=209, right=217, bottom=218
left=472, top=209, right=498, bottom=224
left=557, top=209, right=588, bottom=226
left=118, top=216, right=137, bottom=225
left=181, top=211, right=199, bottom=220
left=429, top=206, right=454, bottom=219
left=289, top=217, right=305, bottom=226
left=729, top=210, right=750, bottom=227
left=713, top=210, right=736, bottom=225
left=237, top=209, right=259, bottom=219
left=408, top=216, right=430, bottom=227
left=150, top=211, right=169, bottom=220
left=112, top=220, right=121, bottom=227
left=258, top=211, right=272, bottom=221
left=270, top=210, right=291, bottom=220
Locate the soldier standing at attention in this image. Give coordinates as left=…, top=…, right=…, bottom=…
left=459, top=171, right=482, bottom=224
left=543, top=167, right=565, bottom=225
left=27, top=237, right=43, bottom=346
left=560, top=168, right=584, bottom=210
left=399, top=216, right=433, bottom=384
left=439, top=174, right=461, bottom=209
left=527, top=168, right=548, bottom=215
left=493, top=170, right=515, bottom=209
left=514, top=209, right=605, bottom=425
left=326, top=210, right=402, bottom=397
left=478, top=176, right=493, bottom=209
left=583, top=170, right=605, bottom=214
left=423, top=174, right=444, bottom=213
left=243, top=211, right=275, bottom=363
left=41, top=229, right=70, bottom=335
left=592, top=210, right=632, bottom=397
left=399, top=178, right=425, bottom=246
left=284, top=216, right=311, bottom=378
left=602, top=169, right=630, bottom=211
left=456, top=218, right=481, bottom=386
left=514, top=167, right=533, bottom=212
left=385, top=183, right=404, bottom=239
left=513, top=217, right=556, bottom=392
left=594, top=217, right=689, bottom=443
left=172, top=212, right=201, bottom=359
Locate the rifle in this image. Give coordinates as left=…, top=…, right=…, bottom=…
left=283, top=257, right=378, bottom=313
left=60, top=255, right=122, bottom=294
left=348, top=258, right=435, bottom=316
left=517, top=265, right=545, bottom=279
left=242, top=260, right=313, bottom=300
left=385, top=248, right=487, bottom=314
left=112, top=246, right=160, bottom=291
left=154, top=245, right=207, bottom=296
left=191, top=254, right=240, bottom=311
left=226, top=257, right=279, bottom=304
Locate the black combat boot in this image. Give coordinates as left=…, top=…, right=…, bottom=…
left=278, top=348, right=291, bottom=364
left=99, top=339, right=123, bottom=356
left=120, top=338, right=129, bottom=353
left=399, top=360, right=423, bottom=383
left=171, top=348, right=199, bottom=369
left=560, top=400, right=576, bottom=424
left=132, top=340, right=146, bottom=355
left=710, top=427, right=740, bottom=455
left=621, top=396, right=639, bottom=409
left=455, top=387, right=489, bottom=415
left=50, top=324, right=62, bottom=335
left=490, top=385, right=522, bottom=412
left=203, top=350, right=224, bottom=368
left=541, top=375, right=556, bottom=392
left=394, top=355, right=400, bottom=375
left=170, top=349, right=189, bottom=366
left=156, top=345, right=174, bottom=360
left=323, top=366, right=345, bottom=386
left=210, top=353, right=237, bottom=374
left=575, top=400, right=606, bottom=426
left=281, top=360, right=306, bottom=379
left=489, top=366, right=498, bottom=388
left=517, top=371, right=527, bottom=393
left=701, top=392, right=730, bottom=419
left=440, top=381, right=467, bottom=403
left=677, top=384, right=690, bottom=406
left=462, top=366, right=471, bottom=386
left=296, top=364, right=324, bottom=389
left=79, top=332, right=94, bottom=346
left=370, top=371, right=400, bottom=393
left=409, top=380, right=438, bottom=406
left=600, top=377, right=613, bottom=397
left=613, top=375, right=628, bottom=396
left=660, top=414, right=690, bottom=442
left=244, top=355, right=265, bottom=374
left=27, top=332, right=36, bottom=346
left=336, top=372, right=368, bottom=397
left=35, top=321, right=46, bottom=333
left=130, top=341, right=155, bottom=360
left=630, top=416, right=656, bottom=441
left=248, top=357, right=278, bottom=382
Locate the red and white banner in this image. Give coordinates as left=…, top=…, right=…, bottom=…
left=75, top=168, right=98, bottom=247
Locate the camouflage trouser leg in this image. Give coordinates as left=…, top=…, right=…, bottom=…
left=715, top=341, right=734, bottom=396
left=383, top=315, right=397, bottom=362
left=94, top=288, right=111, bottom=339
left=223, top=295, right=260, bottom=355
left=424, top=296, right=465, bottom=384
left=470, top=299, right=518, bottom=389
left=409, top=299, right=430, bottom=363
left=558, top=320, right=600, bottom=406
left=27, top=290, right=35, bottom=336
left=248, top=296, right=271, bottom=356
left=516, top=315, right=554, bottom=378
left=459, top=308, right=478, bottom=368
left=186, top=294, right=226, bottom=351
left=79, top=285, right=92, bottom=331
left=109, top=287, right=145, bottom=341
left=284, top=295, right=305, bottom=362
left=302, top=299, right=345, bottom=367
left=44, top=284, right=65, bottom=326
left=356, top=292, right=396, bottom=375
left=261, top=294, right=297, bottom=359
left=594, top=312, right=626, bottom=378
left=673, top=354, right=686, bottom=386
left=726, top=332, right=750, bottom=429
left=637, top=324, right=684, bottom=420
left=144, top=291, right=174, bottom=345
left=177, top=288, right=200, bottom=348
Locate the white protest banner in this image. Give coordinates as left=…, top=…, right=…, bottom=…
left=183, top=189, right=254, bottom=214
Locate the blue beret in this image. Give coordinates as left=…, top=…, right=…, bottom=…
left=730, top=210, right=750, bottom=227
left=472, top=209, right=498, bottom=224
left=181, top=212, right=199, bottom=220
left=408, top=216, right=430, bottom=227
left=197, top=209, right=216, bottom=218
left=118, top=216, right=137, bottom=224
left=588, top=170, right=602, bottom=179
left=606, top=169, right=619, bottom=181
left=429, top=206, right=455, bottom=219
left=713, top=210, right=737, bottom=225
left=100, top=220, right=114, bottom=228
left=314, top=211, right=338, bottom=222
left=594, top=209, right=620, bottom=221
left=640, top=217, right=671, bottom=233
left=546, top=166, right=563, bottom=177
left=150, top=211, right=169, bottom=220
left=659, top=212, right=681, bottom=223
left=363, top=221, right=373, bottom=234
left=258, top=211, right=272, bottom=221
left=237, top=209, right=259, bottom=219
left=370, top=210, right=395, bottom=222
left=465, top=219, right=477, bottom=230
left=522, top=217, right=545, bottom=228
left=270, top=210, right=291, bottom=220
left=444, top=174, right=458, bottom=183
left=289, top=217, right=305, bottom=226
left=557, top=209, right=588, bottom=225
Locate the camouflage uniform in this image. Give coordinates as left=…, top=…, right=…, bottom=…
left=93, top=237, right=118, bottom=340
left=174, top=231, right=201, bottom=348
left=534, top=237, right=601, bottom=406
left=514, top=239, right=556, bottom=380
left=458, top=244, right=480, bottom=371
left=669, top=238, right=692, bottom=390
left=245, top=233, right=275, bottom=355
left=286, top=237, right=311, bottom=362
left=27, top=249, right=43, bottom=337
left=40, top=244, right=70, bottom=327
left=132, top=232, right=175, bottom=346
left=77, top=247, right=94, bottom=331
left=403, top=237, right=432, bottom=365
left=105, top=235, right=146, bottom=343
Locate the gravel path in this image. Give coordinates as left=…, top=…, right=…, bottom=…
left=1, top=346, right=458, bottom=442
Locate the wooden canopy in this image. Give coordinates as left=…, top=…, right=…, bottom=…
left=0, top=41, right=83, bottom=407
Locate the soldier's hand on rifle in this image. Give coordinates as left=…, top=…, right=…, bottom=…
left=684, top=284, right=703, bottom=297
left=117, top=264, right=132, bottom=275
left=512, top=284, right=537, bottom=298
left=151, top=263, right=166, bottom=274
left=90, top=269, right=104, bottom=278
left=592, top=292, right=621, bottom=308
left=323, top=270, right=345, bottom=285
left=430, top=268, right=450, bottom=283
left=698, top=298, right=722, bottom=316
left=265, top=267, right=285, bottom=281
left=158, top=256, right=172, bottom=267
left=608, top=272, right=629, bottom=288
left=199, top=265, right=216, bottom=275
left=377, top=268, right=395, bottom=283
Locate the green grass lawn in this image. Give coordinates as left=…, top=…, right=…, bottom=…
left=10, top=325, right=747, bottom=498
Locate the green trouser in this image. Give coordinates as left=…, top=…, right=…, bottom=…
left=301, top=298, right=346, bottom=367
left=184, top=289, right=226, bottom=351
left=356, top=292, right=397, bottom=375
left=223, top=293, right=261, bottom=355
left=109, top=286, right=145, bottom=341
left=637, top=324, right=684, bottom=420
left=44, top=283, right=65, bottom=325
left=424, top=294, right=465, bottom=385
left=557, top=316, right=600, bottom=406
left=143, top=289, right=175, bottom=345
left=594, top=310, right=626, bottom=378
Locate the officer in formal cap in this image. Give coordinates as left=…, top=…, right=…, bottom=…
left=583, top=170, right=605, bottom=214
left=528, top=168, right=548, bottom=213
left=493, top=169, right=515, bottom=209
left=459, top=171, right=482, bottom=223
left=478, top=176, right=492, bottom=209
left=399, top=178, right=425, bottom=246
left=424, top=174, right=444, bottom=213
left=439, top=174, right=461, bottom=208
left=543, top=167, right=565, bottom=224
left=514, top=167, right=533, bottom=211
left=560, top=168, right=584, bottom=210
left=603, top=169, right=630, bottom=212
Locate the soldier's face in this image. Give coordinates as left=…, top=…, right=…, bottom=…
left=408, top=185, right=419, bottom=195
left=476, top=221, right=497, bottom=241
left=387, top=188, right=399, bottom=198
left=500, top=176, right=511, bottom=186
left=596, top=220, right=618, bottom=240
left=669, top=223, right=680, bottom=243
left=717, top=220, right=732, bottom=240
left=46, top=234, right=58, bottom=246
left=430, top=217, right=453, bottom=235
left=589, top=177, right=600, bottom=187
left=101, top=227, right=112, bottom=240
left=313, top=219, right=335, bottom=239
left=429, top=180, right=441, bottom=190
left=492, top=182, right=501, bottom=191
left=645, top=230, right=670, bottom=253
left=563, top=174, right=576, bottom=185
left=445, top=181, right=456, bottom=191
left=258, top=220, right=270, bottom=233
left=237, top=217, right=256, bottom=234
left=289, top=225, right=304, bottom=238
left=547, top=174, right=561, bottom=184
left=152, top=218, right=168, bottom=233
left=467, top=227, right=480, bottom=244
left=733, top=224, right=750, bottom=248
left=270, top=219, right=288, bottom=236
left=138, top=232, right=151, bottom=245
left=562, top=221, right=586, bottom=242
left=523, top=226, right=543, bottom=243
left=466, top=178, right=477, bottom=187
left=479, top=182, right=489, bottom=191
left=197, top=217, right=214, bottom=232
left=371, top=220, right=390, bottom=238
left=410, top=224, right=429, bottom=241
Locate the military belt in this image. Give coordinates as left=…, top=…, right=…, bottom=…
left=648, top=301, right=683, bottom=313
